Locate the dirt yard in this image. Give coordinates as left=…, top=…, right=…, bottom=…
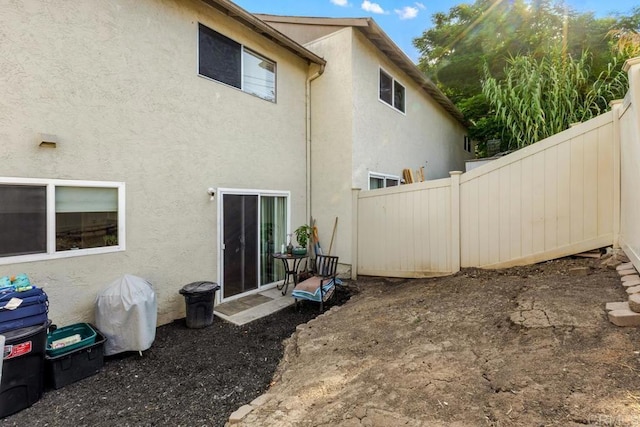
left=4, top=255, right=639, bottom=426
left=237, top=256, right=640, bottom=426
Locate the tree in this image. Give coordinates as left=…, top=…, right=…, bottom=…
left=413, top=0, right=607, bottom=99
left=482, top=50, right=627, bottom=149
left=608, top=7, right=640, bottom=58
left=413, top=0, right=624, bottom=153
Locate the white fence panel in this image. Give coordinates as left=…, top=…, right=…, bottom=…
left=619, top=58, right=640, bottom=267
left=357, top=179, right=453, bottom=277
left=460, top=113, right=615, bottom=269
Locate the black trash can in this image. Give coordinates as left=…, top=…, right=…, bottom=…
left=0, top=322, right=48, bottom=418
left=179, top=282, right=220, bottom=329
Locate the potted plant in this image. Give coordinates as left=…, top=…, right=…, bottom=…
left=294, top=224, right=312, bottom=254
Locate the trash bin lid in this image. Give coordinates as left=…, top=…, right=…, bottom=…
left=179, top=281, right=220, bottom=295
left=3, top=321, right=49, bottom=343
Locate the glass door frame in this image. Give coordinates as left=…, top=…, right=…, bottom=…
left=217, top=188, right=291, bottom=303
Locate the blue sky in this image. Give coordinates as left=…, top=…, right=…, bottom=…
left=232, top=0, right=638, bottom=62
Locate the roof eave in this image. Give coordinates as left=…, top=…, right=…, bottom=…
left=199, top=0, right=326, bottom=67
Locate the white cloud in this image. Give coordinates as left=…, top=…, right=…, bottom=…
left=415, top=2, right=426, bottom=9
left=395, top=6, right=419, bottom=19
left=361, top=1, right=386, bottom=14
left=330, top=0, right=349, bottom=6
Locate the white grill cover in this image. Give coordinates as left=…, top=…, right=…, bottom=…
left=95, top=275, right=157, bottom=356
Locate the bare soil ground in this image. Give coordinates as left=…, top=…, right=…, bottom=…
left=239, top=256, right=640, bottom=426
left=4, top=256, right=639, bottom=426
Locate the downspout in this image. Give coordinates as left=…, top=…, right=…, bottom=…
left=306, top=62, right=325, bottom=224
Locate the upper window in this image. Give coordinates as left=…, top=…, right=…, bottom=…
left=379, top=68, right=405, bottom=113
left=369, top=172, right=400, bottom=190
left=198, top=23, right=276, bottom=103
left=0, top=178, right=125, bottom=264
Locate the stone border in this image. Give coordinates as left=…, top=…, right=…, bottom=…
left=607, top=259, right=640, bottom=326
left=225, top=304, right=345, bottom=425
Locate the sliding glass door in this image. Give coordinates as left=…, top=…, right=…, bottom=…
left=221, top=191, right=288, bottom=300
left=222, top=194, right=258, bottom=299
left=260, top=196, right=286, bottom=286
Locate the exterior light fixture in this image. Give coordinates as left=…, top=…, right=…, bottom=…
left=39, top=133, right=58, bottom=148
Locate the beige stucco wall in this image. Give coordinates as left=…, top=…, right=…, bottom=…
left=351, top=30, right=470, bottom=186
left=307, top=27, right=469, bottom=268
left=0, top=0, right=310, bottom=326
left=307, top=29, right=355, bottom=268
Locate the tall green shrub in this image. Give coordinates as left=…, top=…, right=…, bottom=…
left=482, top=51, right=627, bottom=149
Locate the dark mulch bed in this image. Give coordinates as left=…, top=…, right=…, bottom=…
left=2, top=285, right=355, bottom=427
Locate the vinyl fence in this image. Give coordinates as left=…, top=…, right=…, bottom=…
left=356, top=57, right=640, bottom=277
left=459, top=112, right=615, bottom=269
left=619, top=58, right=640, bottom=268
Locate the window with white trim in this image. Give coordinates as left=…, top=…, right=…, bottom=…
left=379, top=68, right=405, bottom=113
left=368, top=172, right=400, bottom=190
left=0, top=178, right=125, bottom=264
left=198, top=23, right=276, bottom=102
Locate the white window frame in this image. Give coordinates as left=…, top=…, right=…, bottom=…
left=216, top=187, right=291, bottom=303
left=378, top=67, right=406, bottom=114
left=241, top=48, right=277, bottom=103
left=197, top=23, right=277, bottom=103
left=368, top=172, right=401, bottom=190
left=0, top=177, right=126, bottom=266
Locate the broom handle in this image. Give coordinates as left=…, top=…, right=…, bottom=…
left=328, top=217, right=338, bottom=255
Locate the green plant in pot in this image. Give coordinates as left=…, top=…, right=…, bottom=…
left=293, top=224, right=312, bottom=255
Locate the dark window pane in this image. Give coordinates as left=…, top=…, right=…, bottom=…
left=0, top=185, right=47, bottom=257
left=394, top=80, right=405, bottom=113
left=379, top=69, right=392, bottom=105
left=55, top=187, right=118, bottom=251
left=56, top=212, right=118, bottom=251
left=198, top=23, right=241, bottom=89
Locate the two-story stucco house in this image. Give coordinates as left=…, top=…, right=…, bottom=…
left=0, top=1, right=470, bottom=327
left=0, top=0, right=325, bottom=325
left=256, top=15, right=472, bottom=275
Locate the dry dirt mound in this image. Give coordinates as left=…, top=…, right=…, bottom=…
left=237, top=257, right=640, bottom=426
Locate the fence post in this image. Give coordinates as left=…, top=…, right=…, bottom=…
left=351, top=188, right=361, bottom=280
left=620, top=57, right=640, bottom=262
left=624, top=56, right=640, bottom=98
left=624, top=57, right=640, bottom=144
left=611, top=100, right=622, bottom=248
left=450, top=171, right=463, bottom=274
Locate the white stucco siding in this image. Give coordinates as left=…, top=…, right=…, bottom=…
left=306, top=29, right=355, bottom=267
left=0, top=0, right=310, bottom=326
left=351, top=30, right=470, bottom=189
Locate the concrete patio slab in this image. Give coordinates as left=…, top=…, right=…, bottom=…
left=214, top=286, right=295, bottom=326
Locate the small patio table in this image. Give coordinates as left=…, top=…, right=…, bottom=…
left=272, top=253, right=308, bottom=295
